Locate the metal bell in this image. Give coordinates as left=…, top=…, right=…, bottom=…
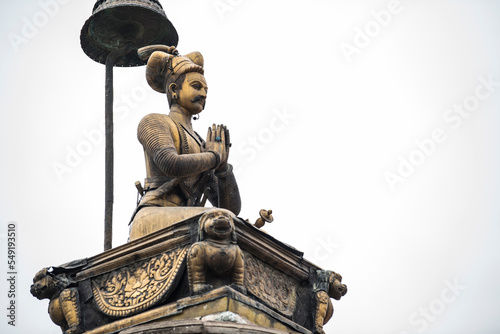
left=80, top=0, right=178, bottom=67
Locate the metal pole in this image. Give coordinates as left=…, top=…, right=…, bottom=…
left=104, top=43, right=135, bottom=251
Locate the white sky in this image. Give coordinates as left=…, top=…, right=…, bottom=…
left=1, top=0, right=499, bottom=333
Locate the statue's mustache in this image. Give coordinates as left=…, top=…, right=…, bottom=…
left=191, top=96, right=206, bottom=106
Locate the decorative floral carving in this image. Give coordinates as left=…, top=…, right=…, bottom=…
left=92, top=247, right=188, bottom=317
left=243, top=252, right=298, bottom=316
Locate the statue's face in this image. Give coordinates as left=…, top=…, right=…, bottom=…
left=177, top=72, right=208, bottom=115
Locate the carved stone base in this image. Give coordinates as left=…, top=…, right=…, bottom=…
left=31, top=212, right=345, bottom=334
left=85, top=287, right=308, bottom=334
left=119, top=319, right=298, bottom=334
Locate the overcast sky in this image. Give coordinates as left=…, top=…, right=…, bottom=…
left=1, top=0, right=499, bottom=333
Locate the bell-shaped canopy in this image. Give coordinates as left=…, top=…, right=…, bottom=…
left=81, top=0, right=178, bottom=67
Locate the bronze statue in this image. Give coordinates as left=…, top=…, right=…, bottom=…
left=313, top=270, right=348, bottom=334
left=31, top=0, right=351, bottom=330
left=187, top=209, right=246, bottom=296
left=30, top=268, right=83, bottom=334
left=129, top=45, right=241, bottom=240
left=33, top=34, right=348, bottom=332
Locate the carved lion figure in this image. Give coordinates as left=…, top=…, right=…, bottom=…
left=314, top=270, right=347, bottom=334
left=30, top=268, right=82, bottom=334
left=187, top=208, right=246, bottom=295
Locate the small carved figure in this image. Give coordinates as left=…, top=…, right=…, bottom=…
left=313, top=270, right=347, bottom=334
left=30, top=268, right=82, bottom=334
left=187, top=208, right=246, bottom=295
left=254, top=209, right=274, bottom=229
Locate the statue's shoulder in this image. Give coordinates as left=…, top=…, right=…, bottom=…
left=138, top=113, right=177, bottom=131
left=139, top=113, right=170, bottom=124
left=137, top=113, right=182, bottom=150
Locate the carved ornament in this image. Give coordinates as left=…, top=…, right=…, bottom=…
left=244, top=252, right=298, bottom=316
left=91, top=247, right=188, bottom=318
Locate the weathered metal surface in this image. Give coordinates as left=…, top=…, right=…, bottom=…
left=103, top=43, right=135, bottom=251
left=244, top=252, right=299, bottom=317
left=312, top=271, right=348, bottom=334
left=92, top=247, right=188, bottom=317
left=187, top=209, right=246, bottom=296
left=80, top=0, right=178, bottom=67
left=35, top=13, right=348, bottom=332
left=31, top=209, right=346, bottom=334
left=81, top=1, right=178, bottom=250
left=129, top=46, right=241, bottom=241
left=119, top=318, right=302, bottom=334
left=254, top=209, right=274, bottom=229
left=86, top=287, right=311, bottom=334
left=30, top=269, right=83, bottom=333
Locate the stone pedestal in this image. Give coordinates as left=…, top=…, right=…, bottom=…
left=120, top=318, right=299, bottom=334
left=85, top=287, right=308, bottom=334
left=31, top=213, right=345, bottom=334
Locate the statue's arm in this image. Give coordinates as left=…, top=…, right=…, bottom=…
left=138, top=113, right=218, bottom=178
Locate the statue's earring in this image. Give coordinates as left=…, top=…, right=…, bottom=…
left=169, top=83, right=178, bottom=103
left=193, top=114, right=199, bottom=121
